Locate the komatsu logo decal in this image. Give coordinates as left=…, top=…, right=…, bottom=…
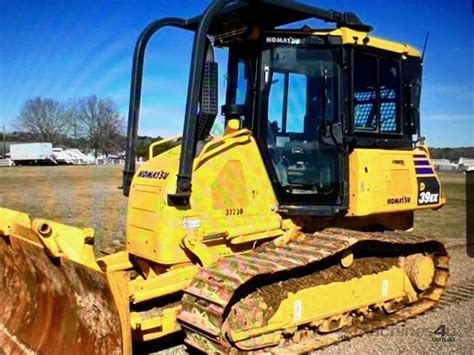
left=387, top=196, right=411, bottom=204
left=137, top=170, right=169, bottom=180
left=266, top=36, right=301, bottom=45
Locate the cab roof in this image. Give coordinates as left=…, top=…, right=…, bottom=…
left=184, top=1, right=419, bottom=57
left=263, top=28, right=422, bottom=57
left=185, top=0, right=373, bottom=33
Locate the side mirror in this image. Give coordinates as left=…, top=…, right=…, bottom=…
left=197, top=61, right=218, bottom=140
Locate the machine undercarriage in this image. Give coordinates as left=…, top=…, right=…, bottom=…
left=179, top=229, right=448, bottom=353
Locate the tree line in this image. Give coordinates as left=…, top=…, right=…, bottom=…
left=430, top=147, right=474, bottom=162
left=14, top=96, right=125, bottom=158
left=12, top=97, right=471, bottom=162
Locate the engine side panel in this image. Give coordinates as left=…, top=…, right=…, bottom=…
left=126, top=131, right=282, bottom=265
left=347, top=147, right=444, bottom=217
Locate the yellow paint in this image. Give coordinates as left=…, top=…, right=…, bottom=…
left=0, top=208, right=43, bottom=248
left=211, top=160, right=249, bottom=209
left=182, top=234, right=216, bottom=266
left=106, top=271, right=133, bottom=354
left=336, top=27, right=421, bottom=57
left=0, top=208, right=133, bottom=353
left=265, top=27, right=421, bottom=57
left=126, top=129, right=282, bottom=265
left=97, top=251, right=133, bottom=272
left=347, top=147, right=444, bottom=217
left=0, top=16, right=446, bottom=346
left=340, top=250, right=354, bottom=268
left=229, top=228, right=283, bottom=245
left=405, top=254, right=435, bottom=291
left=129, top=265, right=199, bottom=304
left=131, top=305, right=182, bottom=341
left=225, top=118, right=241, bottom=134
left=148, top=135, right=181, bottom=159
left=124, top=130, right=446, bottom=341
left=31, top=218, right=100, bottom=271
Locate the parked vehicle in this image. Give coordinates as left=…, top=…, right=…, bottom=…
left=9, top=143, right=56, bottom=165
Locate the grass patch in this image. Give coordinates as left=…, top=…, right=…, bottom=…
left=413, top=172, right=466, bottom=239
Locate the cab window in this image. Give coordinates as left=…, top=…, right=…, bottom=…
left=353, top=52, right=401, bottom=134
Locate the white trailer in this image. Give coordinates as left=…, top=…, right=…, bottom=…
left=53, top=148, right=93, bottom=165
left=10, top=143, right=56, bottom=165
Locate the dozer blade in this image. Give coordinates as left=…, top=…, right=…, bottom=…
left=0, top=209, right=123, bottom=354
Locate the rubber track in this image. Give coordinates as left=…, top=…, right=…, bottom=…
left=177, top=228, right=449, bottom=353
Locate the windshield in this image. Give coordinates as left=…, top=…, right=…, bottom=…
left=263, top=46, right=340, bottom=196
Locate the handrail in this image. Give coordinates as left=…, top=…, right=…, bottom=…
left=172, top=0, right=239, bottom=204
left=417, top=144, right=431, bottom=160
left=195, top=129, right=252, bottom=167
left=148, top=135, right=182, bottom=159
left=124, top=0, right=373, bottom=202
left=122, top=18, right=190, bottom=197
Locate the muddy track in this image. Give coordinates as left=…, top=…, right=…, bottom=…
left=253, top=256, right=400, bottom=322
left=318, top=243, right=473, bottom=355
left=153, top=240, right=471, bottom=355
left=177, top=228, right=448, bottom=353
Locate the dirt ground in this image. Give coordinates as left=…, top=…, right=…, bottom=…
left=0, top=166, right=471, bottom=353
left=0, top=165, right=128, bottom=253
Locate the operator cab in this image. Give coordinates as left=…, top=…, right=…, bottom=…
left=221, top=27, right=421, bottom=215
left=124, top=0, right=423, bottom=217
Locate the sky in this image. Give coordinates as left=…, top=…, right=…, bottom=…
left=0, top=0, right=472, bottom=147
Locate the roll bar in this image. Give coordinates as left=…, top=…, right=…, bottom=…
left=123, top=18, right=190, bottom=197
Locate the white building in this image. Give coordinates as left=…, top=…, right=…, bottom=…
left=458, top=157, right=474, bottom=172
left=432, top=159, right=458, bottom=172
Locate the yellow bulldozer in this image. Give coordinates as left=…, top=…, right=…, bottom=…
left=0, top=0, right=449, bottom=353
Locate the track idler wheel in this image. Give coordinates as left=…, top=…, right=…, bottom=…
left=405, top=253, right=435, bottom=291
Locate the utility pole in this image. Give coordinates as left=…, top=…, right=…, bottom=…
left=74, top=116, right=77, bottom=140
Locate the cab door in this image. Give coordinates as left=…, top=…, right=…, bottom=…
left=257, top=43, right=348, bottom=216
